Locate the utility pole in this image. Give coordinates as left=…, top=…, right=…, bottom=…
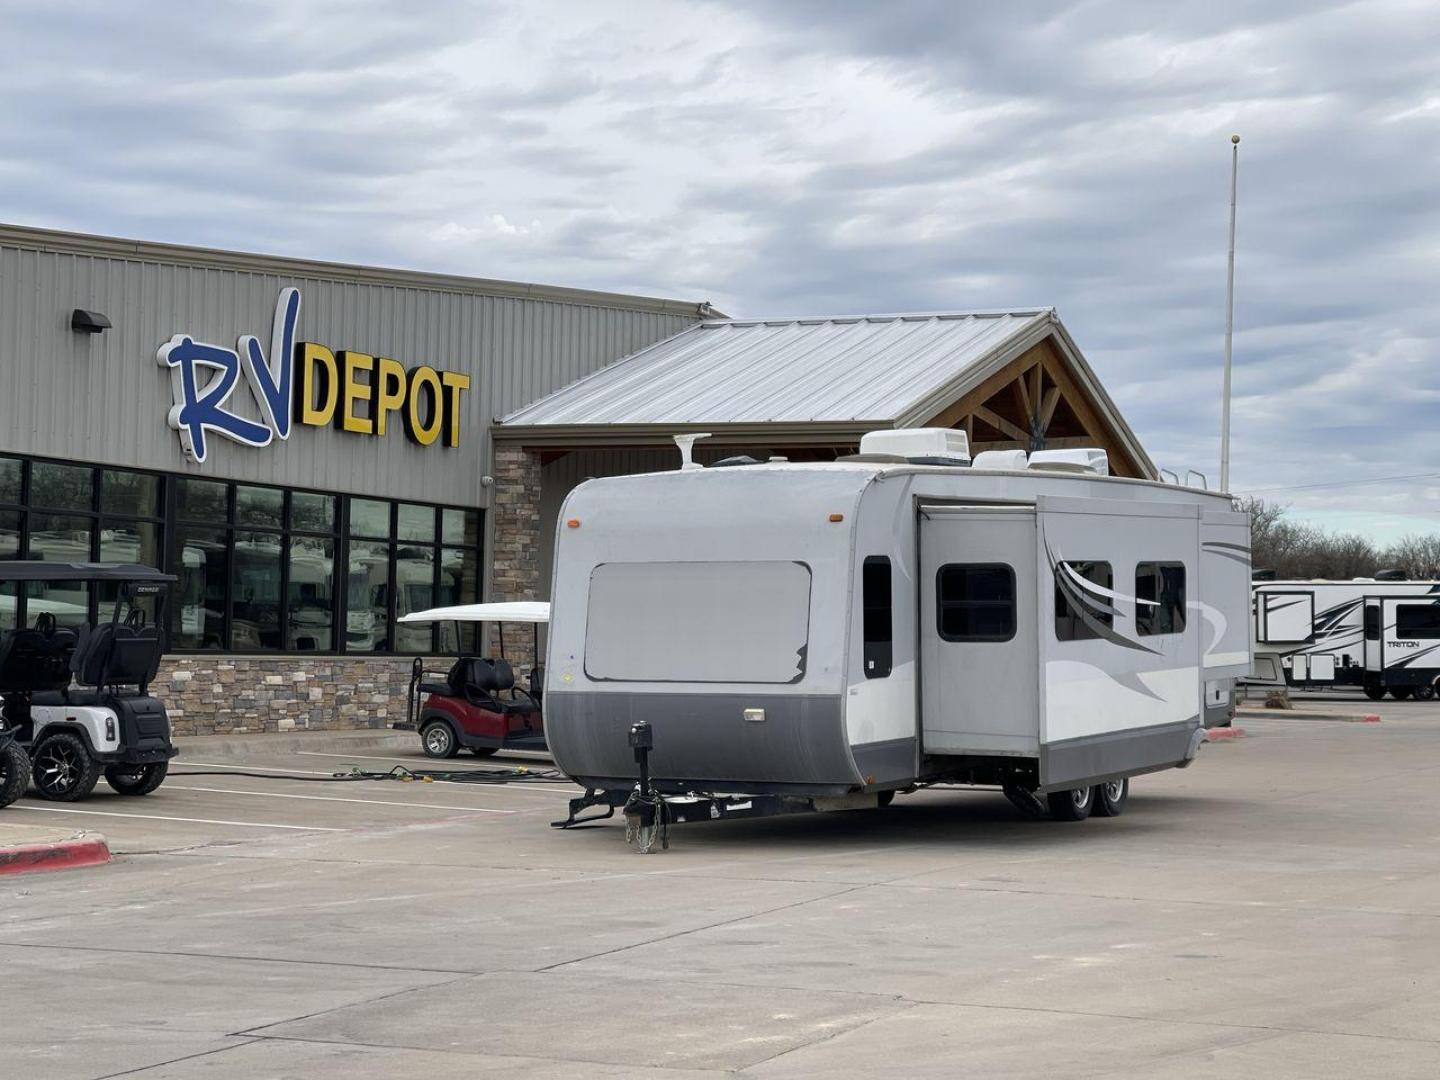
left=1219, top=133, right=1240, bottom=492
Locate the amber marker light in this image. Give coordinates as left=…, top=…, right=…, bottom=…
left=828, top=513, right=844, bottom=522
left=566, top=518, right=581, bottom=528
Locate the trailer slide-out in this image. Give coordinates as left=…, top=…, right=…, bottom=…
left=544, top=429, right=1251, bottom=845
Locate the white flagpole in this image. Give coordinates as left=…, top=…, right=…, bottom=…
left=1220, top=133, right=1240, bottom=492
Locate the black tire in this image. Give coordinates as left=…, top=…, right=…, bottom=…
left=469, top=746, right=498, bottom=758
left=1092, top=777, right=1129, bottom=817
left=420, top=720, right=459, bottom=759
left=1413, top=683, right=1436, bottom=702
left=1363, top=684, right=1386, bottom=701
left=104, top=761, right=169, bottom=796
left=31, top=732, right=102, bottom=801
left=876, top=790, right=896, bottom=808
left=1046, top=786, right=1093, bottom=821
left=0, top=741, right=30, bottom=809
left=1391, top=687, right=1415, bottom=701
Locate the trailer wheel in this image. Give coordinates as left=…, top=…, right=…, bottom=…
left=1413, top=683, right=1436, bottom=702
left=420, top=720, right=459, bottom=759
left=31, top=732, right=102, bottom=801
left=1046, top=786, right=1092, bottom=822
left=1391, top=687, right=1415, bottom=701
left=104, top=762, right=169, bottom=796
left=0, top=741, right=30, bottom=808
left=1363, top=684, right=1386, bottom=701
left=1092, top=778, right=1128, bottom=817
left=469, top=746, right=498, bottom=758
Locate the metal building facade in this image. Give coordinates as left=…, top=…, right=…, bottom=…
left=0, top=224, right=703, bottom=506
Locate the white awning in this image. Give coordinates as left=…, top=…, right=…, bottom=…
left=398, top=601, right=550, bottom=625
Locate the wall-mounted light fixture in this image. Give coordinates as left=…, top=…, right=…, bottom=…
left=71, top=309, right=111, bottom=334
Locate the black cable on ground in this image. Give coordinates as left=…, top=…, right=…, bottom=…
left=169, top=764, right=568, bottom=785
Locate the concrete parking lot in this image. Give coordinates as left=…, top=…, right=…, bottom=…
left=5, top=698, right=1440, bottom=1079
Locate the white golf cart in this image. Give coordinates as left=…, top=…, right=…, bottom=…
left=0, top=561, right=178, bottom=804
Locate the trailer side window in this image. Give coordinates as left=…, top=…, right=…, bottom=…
left=1396, top=604, right=1440, bottom=639
left=1135, top=562, right=1186, bottom=636
left=936, top=564, right=1015, bottom=642
left=862, top=556, right=892, bottom=679
left=1054, top=561, right=1113, bottom=642
left=1364, top=605, right=1381, bottom=641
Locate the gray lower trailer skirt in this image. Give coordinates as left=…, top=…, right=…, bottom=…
left=1039, top=718, right=1202, bottom=791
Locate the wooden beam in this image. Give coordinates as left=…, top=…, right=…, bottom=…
left=973, top=405, right=1029, bottom=443
left=1035, top=342, right=1142, bottom=476
left=1028, top=364, right=1042, bottom=420
left=1014, top=367, right=1033, bottom=425
left=1038, top=386, right=1061, bottom=433
left=923, top=342, right=1051, bottom=431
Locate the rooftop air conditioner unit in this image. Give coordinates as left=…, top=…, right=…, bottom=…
left=972, top=449, right=1029, bottom=471
left=858, top=428, right=970, bottom=466
left=1027, top=448, right=1109, bottom=476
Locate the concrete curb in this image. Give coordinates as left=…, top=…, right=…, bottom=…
left=1237, top=708, right=1379, bottom=723
left=0, top=832, right=111, bottom=876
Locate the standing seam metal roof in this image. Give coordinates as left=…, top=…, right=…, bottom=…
left=500, top=309, right=1053, bottom=427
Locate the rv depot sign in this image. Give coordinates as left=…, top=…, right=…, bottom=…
left=157, top=288, right=470, bottom=464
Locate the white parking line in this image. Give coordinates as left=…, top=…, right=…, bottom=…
left=8, top=804, right=344, bottom=831
left=166, top=785, right=516, bottom=813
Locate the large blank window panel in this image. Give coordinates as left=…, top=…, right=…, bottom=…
left=586, top=561, right=811, bottom=683
left=1396, top=604, right=1440, bottom=640
left=1260, top=593, right=1313, bottom=642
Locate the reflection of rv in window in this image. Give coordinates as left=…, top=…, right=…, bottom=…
left=1248, top=578, right=1440, bottom=700
left=345, top=548, right=435, bottom=652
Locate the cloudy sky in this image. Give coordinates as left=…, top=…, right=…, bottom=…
left=4, top=1, right=1437, bottom=538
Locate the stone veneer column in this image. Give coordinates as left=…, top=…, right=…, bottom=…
left=488, top=443, right=544, bottom=670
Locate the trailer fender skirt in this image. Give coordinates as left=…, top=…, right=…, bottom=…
left=1176, top=725, right=1209, bottom=767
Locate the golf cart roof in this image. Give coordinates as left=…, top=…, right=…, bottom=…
left=398, top=601, right=550, bottom=625
left=0, top=561, right=175, bottom=584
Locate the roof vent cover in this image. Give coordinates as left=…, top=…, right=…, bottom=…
left=1027, top=448, right=1109, bottom=476
left=859, top=428, right=970, bottom=466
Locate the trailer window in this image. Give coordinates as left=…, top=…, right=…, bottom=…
left=1054, top=561, right=1113, bottom=642
left=1396, top=604, right=1440, bottom=640
left=585, top=560, right=811, bottom=683
left=1135, top=562, right=1186, bottom=636
left=1365, top=605, right=1381, bottom=641
left=936, top=564, right=1015, bottom=642
left=862, top=556, right=892, bottom=679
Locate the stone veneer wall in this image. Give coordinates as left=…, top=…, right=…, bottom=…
left=154, top=655, right=437, bottom=736
left=488, top=443, right=543, bottom=670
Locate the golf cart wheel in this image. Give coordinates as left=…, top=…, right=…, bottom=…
left=104, top=761, right=169, bottom=796
left=1414, top=682, right=1436, bottom=702
left=31, top=732, right=102, bottom=801
left=0, top=741, right=30, bottom=809
left=1391, top=687, right=1415, bottom=701
left=1046, top=786, right=1093, bottom=822
left=469, top=746, right=498, bottom=758
left=420, top=720, right=459, bottom=759
left=1092, top=777, right=1129, bottom=817
left=1363, top=684, right=1386, bottom=701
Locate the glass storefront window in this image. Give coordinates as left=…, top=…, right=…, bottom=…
left=394, top=545, right=436, bottom=651
left=0, top=509, right=20, bottom=631
left=177, top=478, right=228, bottom=522
left=99, top=522, right=161, bottom=622
left=349, top=499, right=391, bottom=539
left=232, top=531, right=283, bottom=649
left=101, top=470, right=160, bottom=517
left=31, top=462, right=93, bottom=510
left=438, top=546, right=480, bottom=653
left=29, top=512, right=93, bottom=562
left=442, top=508, right=479, bottom=546
left=235, top=485, right=284, bottom=528
left=346, top=540, right=391, bottom=651
left=291, top=492, right=336, bottom=533
left=288, top=537, right=335, bottom=650
left=397, top=504, right=436, bottom=543
left=173, top=526, right=228, bottom=649
left=0, top=458, right=21, bottom=505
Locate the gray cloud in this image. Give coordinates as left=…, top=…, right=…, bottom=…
left=1, top=0, right=1437, bottom=536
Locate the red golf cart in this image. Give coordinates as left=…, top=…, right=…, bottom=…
left=396, top=601, right=548, bottom=759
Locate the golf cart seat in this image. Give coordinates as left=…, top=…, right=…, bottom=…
left=0, top=615, right=77, bottom=693
left=69, top=617, right=164, bottom=693
left=449, top=657, right=539, bottom=715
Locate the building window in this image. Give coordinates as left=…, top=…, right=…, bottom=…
left=862, top=556, right=892, bottom=678
left=1135, top=562, right=1186, bottom=637
left=1054, top=560, right=1113, bottom=642
left=1396, top=604, right=1440, bottom=640
left=937, top=564, right=1016, bottom=642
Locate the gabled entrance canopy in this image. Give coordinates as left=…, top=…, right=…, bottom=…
left=497, top=308, right=1155, bottom=478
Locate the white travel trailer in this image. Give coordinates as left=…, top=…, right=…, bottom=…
left=546, top=430, right=1251, bottom=831
left=1249, top=578, right=1440, bottom=700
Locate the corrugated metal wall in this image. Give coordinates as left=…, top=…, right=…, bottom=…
left=0, top=236, right=696, bottom=507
